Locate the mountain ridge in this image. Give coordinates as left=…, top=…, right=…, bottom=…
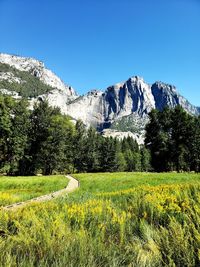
left=0, top=53, right=77, bottom=98
left=0, top=53, right=199, bottom=143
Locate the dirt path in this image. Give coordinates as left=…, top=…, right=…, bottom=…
left=2, top=175, right=79, bottom=211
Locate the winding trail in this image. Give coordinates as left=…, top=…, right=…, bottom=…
left=2, top=175, right=79, bottom=211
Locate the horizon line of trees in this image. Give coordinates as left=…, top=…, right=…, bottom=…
left=0, top=95, right=150, bottom=175
left=1, top=95, right=200, bottom=175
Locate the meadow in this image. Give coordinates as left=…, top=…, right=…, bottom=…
left=0, top=175, right=68, bottom=206
left=1, top=172, right=200, bottom=266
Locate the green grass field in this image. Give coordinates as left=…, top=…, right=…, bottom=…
left=1, top=172, right=200, bottom=266
left=0, top=175, right=68, bottom=206
left=73, top=172, right=200, bottom=193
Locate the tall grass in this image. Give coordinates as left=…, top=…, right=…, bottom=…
left=1, top=173, right=200, bottom=266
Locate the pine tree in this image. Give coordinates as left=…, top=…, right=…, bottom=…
left=19, top=100, right=60, bottom=175
left=8, top=99, right=30, bottom=175
left=145, top=109, right=165, bottom=171
left=72, top=120, right=86, bottom=172
left=38, top=114, right=75, bottom=175
left=140, top=146, right=151, bottom=171
left=84, top=127, right=100, bottom=172
left=145, top=108, right=173, bottom=171
left=170, top=106, right=191, bottom=172
left=99, top=137, right=118, bottom=172
left=0, top=95, right=14, bottom=172
left=116, top=152, right=127, bottom=171
left=190, top=116, right=200, bottom=172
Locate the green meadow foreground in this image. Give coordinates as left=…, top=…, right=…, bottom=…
left=0, top=175, right=68, bottom=206
left=1, top=173, right=200, bottom=266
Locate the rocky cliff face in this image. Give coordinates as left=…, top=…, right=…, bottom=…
left=66, top=76, right=155, bottom=129
left=0, top=53, right=199, bottom=143
left=0, top=53, right=77, bottom=99
left=151, top=81, right=199, bottom=115
left=66, top=76, right=199, bottom=133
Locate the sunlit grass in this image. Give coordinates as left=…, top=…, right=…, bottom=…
left=1, top=172, right=200, bottom=266
left=72, top=172, right=200, bottom=196
left=0, top=175, right=68, bottom=206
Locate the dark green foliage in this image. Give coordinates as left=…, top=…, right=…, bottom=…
left=140, top=145, right=151, bottom=171
left=4, top=95, right=200, bottom=175
left=0, top=96, right=30, bottom=174
left=0, top=97, right=75, bottom=175
left=0, top=95, right=14, bottom=171
left=170, top=106, right=192, bottom=172
left=71, top=125, right=149, bottom=173
left=83, top=127, right=100, bottom=172
left=124, top=149, right=141, bottom=171
left=19, top=100, right=75, bottom=175
left=145, top=109, right=169, bottom=172
left=0, top=63, right=53, bottom=97
left=8, top=99, right=30, bottom=174
left=190, top=117, right=200, bottom=172
left=99, top=137, right=119, bottom=172
left=38, top=114, right=75, bottom=175
left=116, top=152, right=127, bottom=171
left=0, top=96, right=151, bottom=175
left=72, top=120, right=87, bottom=172
left=19, top=100, right=57, bottom=175
left=145, top=106, right=200, bottom=172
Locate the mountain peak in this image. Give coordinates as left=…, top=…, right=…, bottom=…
left=153, top=81, right=177, bottom=92
left=0, top=53, right=78, bottom=98
left=0, top=53, right=44, bottom=71
left=130, top=75, right=144, bottom=82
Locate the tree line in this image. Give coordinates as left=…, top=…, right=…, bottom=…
left=1, top=95, right=199, bottom=175
left=0, top=95, right=150, bottom=175
left=145, top=106, right=200, bottom=172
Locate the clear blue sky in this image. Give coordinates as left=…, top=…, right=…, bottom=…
left=0, top=0, right=200, bottom=105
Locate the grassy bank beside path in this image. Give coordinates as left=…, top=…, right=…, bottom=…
left=0, top=175, right=68, bottom=206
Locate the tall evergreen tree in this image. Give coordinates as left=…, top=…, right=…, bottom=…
left=0, top=95, right=14, bottom=172
left=170, top=106, right=191, bottom=172
left=84, top=127, right=100, bottom=172
left=190, top=116, right=200, bottom=172
left=116, top=152, right=127, bottom=171
left=145, top=106, right=196, bottom=172
left=140, top=146, right=151, bottom=172
left=145, top=109, right=167, bottom=171
left=8, top=99, right=30, bottom=175
left=19, top=100, right=60, bottom=175
left=38, top=114, right=75, bottom=175
left=72, top=120, right=86, bottom=172
left=99, top=137, right=118, bottom=172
